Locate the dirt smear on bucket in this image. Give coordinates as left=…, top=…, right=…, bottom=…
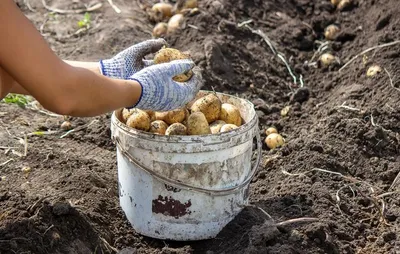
left=1, top=0, right=400, bottom=253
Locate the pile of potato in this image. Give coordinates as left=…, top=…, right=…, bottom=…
left=121, top=46, right=243, bottom=136
left=121, top=93, right=243, bottom=136
left=146, top=0, right=199, bottom=37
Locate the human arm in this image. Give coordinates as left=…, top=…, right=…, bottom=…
left=0, top=0, right=143, bottom=117
left=2, top=60, right=99, bottom=97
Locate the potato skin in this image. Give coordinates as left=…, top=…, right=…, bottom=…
left=153, top=47, right=193, bottom=82
left=209, top=120, right=226, bottom=134
left=144, top=110, right=156, bottom=122
left=187, top=112, right=211, bottom=135
left=126, top=109, right=151, bottom=131
left=220, top=124, right=238, bottom=133
left=122, top=108, right=134, bottom=123
left=219, top=103, right=242, bottom=126
left=165, top=108, right=187, bottom=125
left=149, top=120, right=169, bottom=135
left=265, top=133, right=285, bottom=149
left=165, top=123, right=187, bottom=135
left=190, top=94, right=221, bottom=123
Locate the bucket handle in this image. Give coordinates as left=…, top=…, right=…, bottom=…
left=113, top=127, right=262, bottom=196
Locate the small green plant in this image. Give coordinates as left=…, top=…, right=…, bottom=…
left=78, top=12, right=91, bottom=29
left=2, top=94, right=31, bottom=107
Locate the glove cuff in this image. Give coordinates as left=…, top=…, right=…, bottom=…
left=126, top=78, right=145, bottom=109
left=99, top=60, right=107, bottom=76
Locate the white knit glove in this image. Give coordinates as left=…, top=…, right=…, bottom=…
left=99, top=39, right=167, bottom=79
left=128, top=59, right=203, bottom=111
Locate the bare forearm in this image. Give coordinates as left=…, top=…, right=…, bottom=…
left=59, top=65, right=142, bottom=117
left=63, top=60, right=101, bottom=74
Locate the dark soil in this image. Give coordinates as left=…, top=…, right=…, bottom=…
left=1, top=0, right=400, bottom=253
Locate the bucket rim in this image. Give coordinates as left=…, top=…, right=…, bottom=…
left=111, top=90, right=258, bottom=143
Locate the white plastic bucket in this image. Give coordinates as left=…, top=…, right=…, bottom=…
left=110, top=90, right=261, bottom=241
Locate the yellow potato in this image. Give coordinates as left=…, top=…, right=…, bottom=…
left=265, top=127, right=278, bottom=136
left=152, top=22, right=168, bottom=38
left=167, top=13, right=185, bottom=34
left=122, top=108, right=135, bottom=123
left=165, top=123, right=187, bottom=135
left=153, top=47, right=193, bottom=82
left=187, top=112, right=211, bottom=135
left=265, top=133, right=285, bottom=149
left=190, top=93, right=222, bottom=123
left=220, top=124, right=238, bottom=133
left=319, top=53, right=337, bottom=67
left=164, top=108, right=187, bottom=125
left=151, top=3, right=173, bottom=19
left=149, top=120, right=169, bottom=135
left=144, top=110, right=156, bottom=122
left=219, top=103, right=242, bottom=126
left=184, top=0, right=198, bottom=9
left=366, top=65, right=382, bottom=77
left=324, top=24, right=340, bottom=40
left=337, top=0, right=352, bottom=10
left=126, top=109, right=151, bottom=131
left=209, top=120, right=226, bottom=134
left=60, top=121, right=72, bottom=131
left=155, top=111, right=168, bottom=122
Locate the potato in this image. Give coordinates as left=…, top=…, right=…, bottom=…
left=143, top=110, right=155, bottom=122
left=122, top=108, right=135, bottom=123
left=155, top=111, right=168, bottom=122
left=165, top=108, right=187, bottom=125
left=149, top=120, right=168, bottom=135
left=219, top=103, right=242, bottom=126
left=153, top=47, right=193, bottom=82
left=265, top=127, right=278, bottom=136
left=319, top=53, right=337, bottom=67
left=184, top=0, right=198, bottom=9
left=151, top=3, right=173, bottom=19
left=366, top=65, right=382, bottom=77
left=210, top=120, right=226, bottom=134
left=167, top=14, right=185, bottom=34
left=61, top=121, right=72, bottom=131
left=187, top=112, right=211, bottom=135
left=165, top=123, right=187, bottom=135
left=331, top=0, right=341, bottom=6
left=337, top=0, right=352, bottom=10
left=152, top=22, right=168, bottom=38
left=220, top=124, right=238, bottom=133
left=126, top=109, right=151, bottom=131
left=265, top=133, right=285, bottom=149
left=190, top=93, right=222, bottom=123
left=324, top=24, right=340, bottom=40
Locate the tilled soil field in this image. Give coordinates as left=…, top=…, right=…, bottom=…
left=1, top=0, right=399, bottom=253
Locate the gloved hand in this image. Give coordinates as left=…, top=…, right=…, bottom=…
left=128, top=59, right=203, bottom=111
left=99, top=38, right=167, bottom=79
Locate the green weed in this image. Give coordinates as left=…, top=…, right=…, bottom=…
left=78, top=12, right=91, bottom=29
left=2, top=94, right=31, bottom=108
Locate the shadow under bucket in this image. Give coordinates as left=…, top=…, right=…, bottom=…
left=110, top=90, right=261, bottom=241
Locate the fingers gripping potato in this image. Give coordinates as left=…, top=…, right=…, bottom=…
left=153, top=47, right=193, bottom=82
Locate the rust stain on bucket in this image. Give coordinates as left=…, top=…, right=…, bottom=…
left=152, top=195, right=192, bottom=219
